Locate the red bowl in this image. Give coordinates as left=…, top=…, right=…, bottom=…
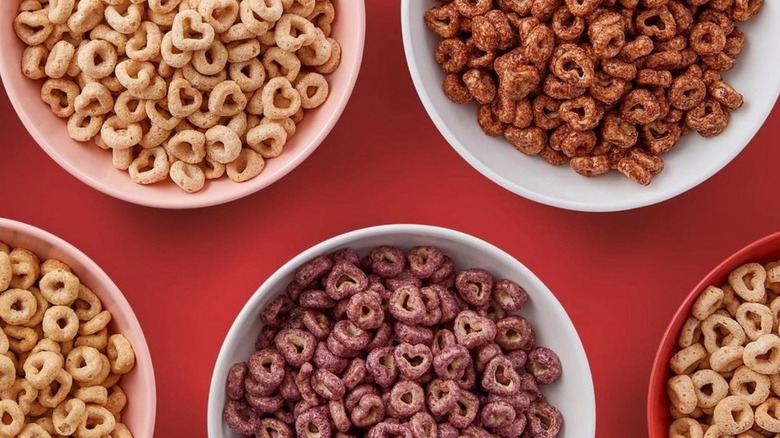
left=647, top=231, right=780, bottom=436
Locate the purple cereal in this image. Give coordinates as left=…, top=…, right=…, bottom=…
left=368, top=246, right=406, bottom=278
left=226, top=363, right=246, bottom=401
left=296, top=255, right=334, bottom=288
left=325, top=262, right=369, bottom=300
left=407, top=246, right=445, bottom=279
left=527, top=347, right=562, bottom=385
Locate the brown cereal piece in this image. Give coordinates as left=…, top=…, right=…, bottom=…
left=615, top=148, right=663, bottom=186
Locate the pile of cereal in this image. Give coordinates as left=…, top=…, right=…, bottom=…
left=13, top=0, right=340, bottom=193
left=668, top=261, right=780, bottom=436
left=223, top=246, right=564, bottom=437
left=424, top=0, right=763, bottom=185
left=0, top=242, right=136, bottom=437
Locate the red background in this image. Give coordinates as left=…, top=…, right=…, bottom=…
left=2, top=2, right=780, bottom=436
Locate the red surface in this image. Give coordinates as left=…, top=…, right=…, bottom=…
left=647, top=232, right=780, bottom=437
left=1, top=2, right=779, bottom=436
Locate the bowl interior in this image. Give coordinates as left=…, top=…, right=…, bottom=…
left=0, top=218, right=156, bottom=437
left=647, top=231, right=780, bottom=437
left=0, top=1, right=365, bottom=209
left=208, top=224, right=595, bottom=437
left=402, top=1, right=780, bottom=212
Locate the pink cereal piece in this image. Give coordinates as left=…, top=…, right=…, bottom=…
left=295, top=255, right=333, bottom=287
left=527, top=402, right=563, bottom=438
left=480, top=400, right=516, bottom=429
left=331, top=297, right=351, bottom=320
left=506, top=350, right=529, bottom=373
left=394, top=343, right=433, bottom=381
left=385, top=270, right=423, bottom=291
left=247, top=348, right=285, bottom=391
left=274, top=328, right=316, bottom=367
left=332, top=248, right=360, bottom=266
left=258, top=418, right=293, bottom=438
left=329, top=399, right=352, bottom=433
left=487, top=392, right=531, bottom=412
left=366, top=346, right=398, bottom=388
left=340, top=358, right=367, bottom=390
left=280, top=307, right=306, bottom=329
left=302, top=310, right=332, bottom=340
left=299, top=290, right=337, bottom=310
left=429, top=256, right=455, bottom=285
left=351, top=393, right=386, bottom=428
left=519, top=373, right=543, bottom=401
left=418, top=286, right=443, bottom=327
left=346, top=293, right=385, bottom=330
left=482, top=356, right=521, bottom=396
left=475, top=343, right=502, bottom=373
left=295, top=406, right=333, bottom=438
left=366, top=322, right=393, bottom=351
left=279, top=369, right=301, bottom=402
left=448, top=390, right=479, bottom=429
left=226, top=362, right=246, bottom=400
left=368, top=246, right=406, bottom=278
left=325, top=262, right=369, bottom=300
left=409, top=411, right=438, bottom=438
left=407, top=246, right=445, bottom=279
left=223, top=400, right=258, bottom=435
left=394, top=322, right=434, bottom=345
left=425, top=378, right=461, bottom=416
left=456, top=362, right=477, bottom=390
left=246, top=392, right=284, bottom=414
left=294, top=363, right=319, bottom=406
left=244, top=374, right=265, bottom=397
left=260, top=295, right=295, bottom=328
left=494, top=414, right=528, bottom=438
left=311, top=368, right=346, bottom=401
left=345, top=384, right=379, bottom=413
left=366, top=421, right=412, bottom=438
left=388, top=285, right=426, bottom=325
left=389, top=380, right=425, bottom=418
left=493, top=279, right=529, bottom=312
left=435, top=287, right=460, bottom=323
left=287, top=281, right=305, bottom=303
left=453, top=310, right=497, bottom=349
left=314, top=341, right=349, bottom=374
left=527, top=347, right=562, bottom=385
left=438, top=423, right=459, bottom=438
left=455, top=269, right=495, bottom=307
left=479, top=299, right=507, bottom=322
left=255, top=325, right=278, bottom=350
left=432, top=329, right=457, bottom=355
left=433, top=345, right=471, bottom=380
left=495, top=316, right=536, bottom=351
left=332, top=320, right=370, bottom=351
left=326, top=334, right=361, bottom=359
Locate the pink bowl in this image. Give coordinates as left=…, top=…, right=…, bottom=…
left=0, top=218, right=156, bottom=436
left=0, top=3, right=365, bottom=209
left=647, top=231, right=780, bottom=437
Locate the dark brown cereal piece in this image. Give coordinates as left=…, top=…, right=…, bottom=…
left=616, top=148, right=664, bottom=185
left=424, top=3, right=461, bottom=38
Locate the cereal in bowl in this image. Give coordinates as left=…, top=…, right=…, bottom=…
left=224, top=246, right=564, bottom=437
left=667, top=261, right=780, bottom=437
left=0, top=242, right=137, bottom=437
left=424, top=0, right=763, bottom=185
left=13, top=0, right=341, bottom=193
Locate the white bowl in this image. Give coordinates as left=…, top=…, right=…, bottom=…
left=207, top=224, right=595, bottom=437
left=401, top=1, right=780, bottom=212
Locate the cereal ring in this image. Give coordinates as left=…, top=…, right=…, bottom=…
left=22, top=351, right=62, bottom=390
left=170, top=161, right=206, bottom=193
left=527, top=402, right=563, bottom=438
left=691, top=369, right=728, bottom=409
left=743, top=334, right=780, bottom=375
left=106, top=334, right=135, bottom=375
left=1, top=379, right=37, bottom=415
left=455, top=269, right=493, bottom=307
left=65, top=346, right=104, bottom=383
left=44, top=40, right=75, bottom=79
left=388, top=285, right=425, bottom=325
left=527, top=347, right=562, bottom=385
left=198, top=0, right=239, bottom=33
left=172, top=9, right=215, bottom=51
left=76, top=404, right=116, bottom=438
left=448, top=390, right=479, bottom=429
left=670, top=343, right=707, bottom=375
left=246, top=122, right=287, bottom=158
left=0, top=289, right=37, bottom=326
left=0, top=400, right=25, bottom=437
left=262, top=77, right=302, bottom=120
left=668, top=375, right=698, bottom=415
left=14, top=12, right=53, bottom=47
left=729, top=263, right=767, bottom=303
left=755, top=397, right=780, bottom=432
left=702, top=313, right=746, bottom=353
left=730, top=365, right=770, bottom=406
left=294, top=73, right=329, bottom=109
left=295, top=406, right=332, bottom=438
left=40, top=79, right=80, bottom=118
left=37, top=369, right=72, bottom=408
left=482, top=355, right=520, bottom=396
left=274, top=14, right=316, bottom=52
left=223, top=400, right=258, bottom=435
left=101, top=116, right=144, bottom=150
left=714, top=395, right=754, bottom=434
left=5, top=326, right=38, bottom=353
left=41, top=306, right=78, bottom=342
left=0, top=355, right=15, bottom=392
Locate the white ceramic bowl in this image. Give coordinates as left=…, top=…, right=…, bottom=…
left=401, top=1, right=780, bottom=212
left=207, top=224, right=595, bottom=437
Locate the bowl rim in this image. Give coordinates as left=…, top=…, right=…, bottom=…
left=0, top=217, right=157, bottom=436
left=206, top=223, right=596, bottom=437
left=0, top=3, right=366, bottom=209
left=646, top=230, right=780, bottom=436
left=400, top=0, right=780, bottom=213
